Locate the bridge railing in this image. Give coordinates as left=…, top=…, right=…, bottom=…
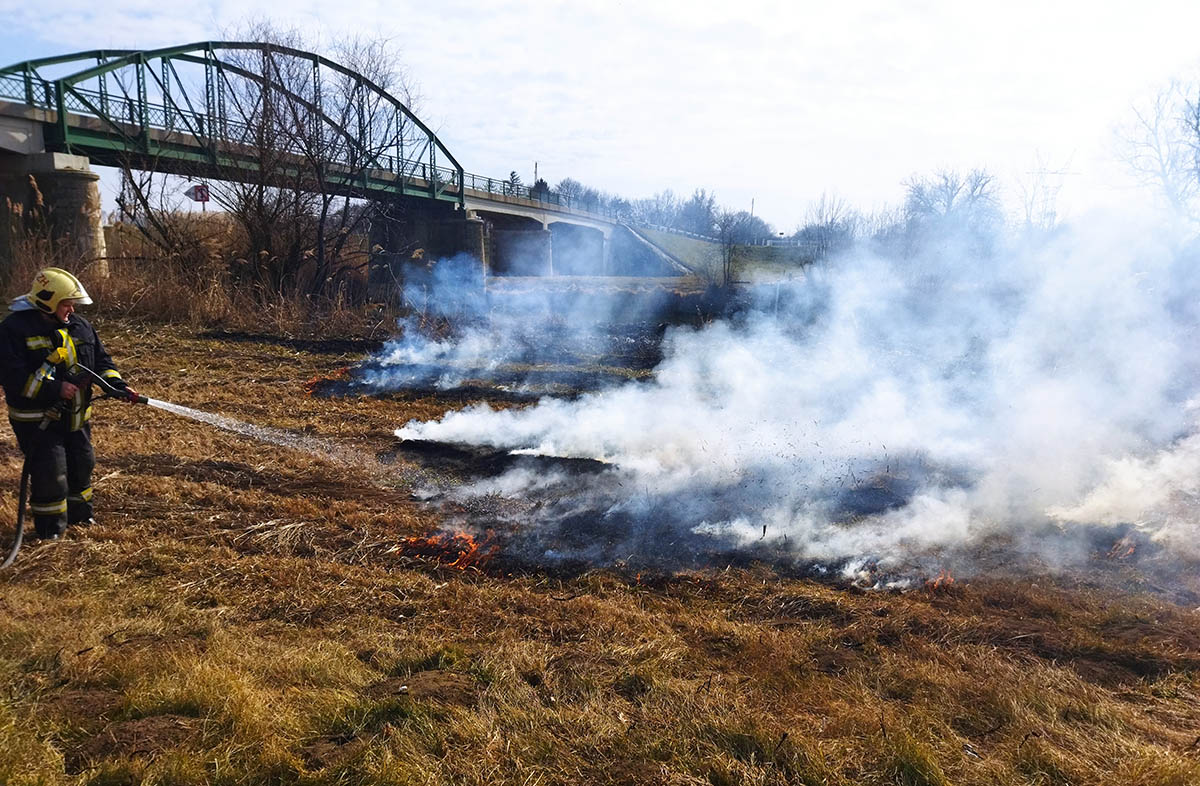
left=460, top=170, right=624, bottom=221
left=0, top=72, right=27, bottom=103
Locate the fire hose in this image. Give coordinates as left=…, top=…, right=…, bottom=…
left=1, top=363, right=147, bottom=570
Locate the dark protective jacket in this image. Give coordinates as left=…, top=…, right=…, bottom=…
left=0, top=309, right=123, bottom=430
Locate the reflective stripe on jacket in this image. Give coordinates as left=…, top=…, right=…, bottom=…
left=0, top=310, right=119, bottom=431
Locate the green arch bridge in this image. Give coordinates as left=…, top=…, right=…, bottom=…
left=0, top=42, right=686, bottom=279
left=0, top=42, right=468, bottom=205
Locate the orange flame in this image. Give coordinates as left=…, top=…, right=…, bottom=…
left=303, top=367, right=350, bottom=396
left=927, top=569, right=955, bottom=591
left=1107, top=536, right=1137, bottom=560
left=399, top=530, right=498, bottom=571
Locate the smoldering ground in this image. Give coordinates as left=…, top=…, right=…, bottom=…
left=346, top=253, right=688, bottom=398
left=371, top=212, right=1200, bottom=589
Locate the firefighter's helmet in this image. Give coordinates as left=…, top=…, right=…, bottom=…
left=28, top=268, right=92, bottom=313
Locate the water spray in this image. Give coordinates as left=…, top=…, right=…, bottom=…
left=77, top=363, right=354, bottom=456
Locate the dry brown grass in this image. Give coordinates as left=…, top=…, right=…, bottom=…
left=3, top=211, right=389, bottom=338
left=96, top=220, right=384, bottom=336
left=0, top=323, right=1198, bottom=785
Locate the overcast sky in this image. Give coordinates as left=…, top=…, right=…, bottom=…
left=3, top=0, right=1200, bottom=229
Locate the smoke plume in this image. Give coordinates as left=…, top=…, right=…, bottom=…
left=387, top=213, right=1200, bottom=583
left=356, top=252, right=672, bottom=396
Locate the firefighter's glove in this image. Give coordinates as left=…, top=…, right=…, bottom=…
left=105, top=377, right=139, bottom=403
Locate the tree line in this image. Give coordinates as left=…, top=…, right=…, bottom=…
left=533, top=168, right=1006, bottom=264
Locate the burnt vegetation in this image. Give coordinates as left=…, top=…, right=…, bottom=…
left=6, top=172, right=1200, bottom=783
left=0, top=318, right=1196, bottom=785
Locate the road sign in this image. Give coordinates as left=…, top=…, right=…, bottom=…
left=184, top=184, right=210, bottom=202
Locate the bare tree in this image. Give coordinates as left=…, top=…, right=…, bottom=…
left=715, top=209, right=750, bottom=287
left=114, top=168, right=183, bottom=254
left=95, top=63, right=217, bottom=264
left=631, top=189, right=678, bottom=227
left=555, top=178, right=584, bottom=203
left=795, top=191, right=859, bottom=259
left=211, top=23, right=422, bottom=298
left=902, top=168, right=1002, bottom=255
left=104, top=22, right=423, bottom=303
left=904, top=169, right=998, bottom=221
left=1176, top=84, right=1200, bottom=221
left=111, top=169, right=229, bottom=269
left=579, top=186, right=601, bottom=211
left=605, top=194, right=632, bottom=220
left=1118, top=79, right=1198, bottom=221
left=861, top=205, right=906, bottom=250
left=97, top=67, right=233, bottom=288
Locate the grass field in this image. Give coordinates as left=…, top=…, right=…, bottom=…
left=635, top=229, right=812, bottom=281
left=1, top=321, right=1199, bottom=785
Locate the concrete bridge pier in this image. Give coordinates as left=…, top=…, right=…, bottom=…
left=367, top=199, right=487, bottom=304
left=493, top=223, right=553, bottom=276
left=0, top=151, right=108, bottom=276
left=547, top=221, right=610, bottom=276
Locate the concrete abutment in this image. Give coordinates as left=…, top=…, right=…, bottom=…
left=547, top=222, right=608, bottom=276
left=0, top=152, right=108, bottom=277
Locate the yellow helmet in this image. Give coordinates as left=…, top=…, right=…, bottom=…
left=29, top=268, right=92, bottom=313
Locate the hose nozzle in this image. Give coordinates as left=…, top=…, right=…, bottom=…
left=69, top=363, right=144, bottom=403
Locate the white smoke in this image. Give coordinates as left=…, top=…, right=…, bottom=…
left=357, top=252, right=673, bottom=393
left=392, top=210, right=1200, bottom=574
left=365, top=321, right=525, bottom=390
left=1049, top=407, right=1200, bottom=560
left=357, top=253, right=523, bottom=390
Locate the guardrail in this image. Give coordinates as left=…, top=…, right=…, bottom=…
left=635, top=223, right=720, bottom=242
left=461, top=172, right=625, bottom=220
left=630, top=224, right=823, bottom=251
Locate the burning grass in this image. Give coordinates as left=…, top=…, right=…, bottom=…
left=397, top=530, right=499, bottom=571
left=0, top=321, right=1198, bottom=785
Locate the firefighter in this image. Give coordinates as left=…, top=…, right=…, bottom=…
left=0, top=268, right=138, bottom=540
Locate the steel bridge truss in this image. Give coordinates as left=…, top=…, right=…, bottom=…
left=0, top=42, right=465, bottom=207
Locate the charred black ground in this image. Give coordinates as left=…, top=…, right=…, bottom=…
left=297, top=299, right=1200, bottom=602
left=377, top=436, right=1196, bottom=604
left=310, top=321, right=666, bottom=399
